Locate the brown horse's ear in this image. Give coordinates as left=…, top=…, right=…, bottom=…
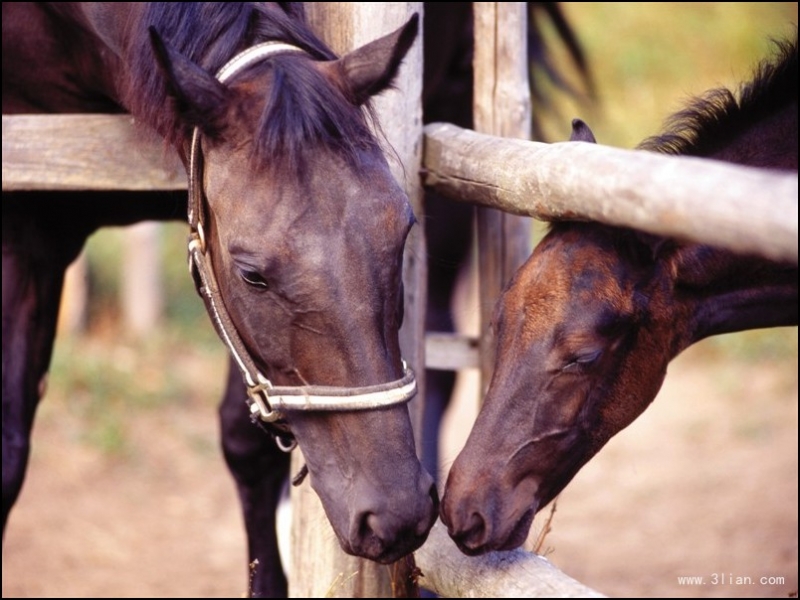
left=634, top=230, right=675, bottom=264
left=570, top=118, right=597, bottom=143
left=149, top=27, right=231, bottom=137
left=320, top=13, right=419, bottom=105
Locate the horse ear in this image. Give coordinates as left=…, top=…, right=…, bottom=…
left=634, top=230, right=674, bottom=264
left=149, top=27, right=231, bottom=136
left=570, top=118, right=597, bottom=143
left=321, top=13, right=420, bottom=105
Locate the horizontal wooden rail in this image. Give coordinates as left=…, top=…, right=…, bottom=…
left=2, top=114, right=185, bottom=191
left=10, top=116, right=792, bottom=263
left=415, top=521, right=606, bottom=598
left=423, top=122, right=798, bottom=264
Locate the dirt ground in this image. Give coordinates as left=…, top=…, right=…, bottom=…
left=2, top=328, right=796, bottom=598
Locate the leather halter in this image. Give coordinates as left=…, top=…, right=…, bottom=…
left=186, top=42, right=417, bottom=442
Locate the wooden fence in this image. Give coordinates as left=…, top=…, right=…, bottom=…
left=423, top=122, right=798, bottom=263
left=3, top=2, right=796, bottom=598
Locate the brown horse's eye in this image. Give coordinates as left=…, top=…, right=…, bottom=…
left=240, top=269, right=269, bottom=289
left=562, top=349, right=601, bottom=373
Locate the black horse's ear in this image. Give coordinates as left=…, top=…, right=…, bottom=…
left=149, top=27, right=231, bottom=137
left=569, top=118, right=597, bottom=143
left=321, top=13, right=419, bottom=105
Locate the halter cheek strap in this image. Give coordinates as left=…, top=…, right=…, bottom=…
left=186, top=42, right=417, bottom=447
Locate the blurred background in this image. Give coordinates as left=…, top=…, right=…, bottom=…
left=2, top=3, right=797, bottom=597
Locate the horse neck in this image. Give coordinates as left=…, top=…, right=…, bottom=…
left=80, top=3, right=138, bottom=56
left=675, top=71, right=798, bottom=346
left=707, top=101, right=798, bottom=170
left=669, top=243, right=798, bottom=347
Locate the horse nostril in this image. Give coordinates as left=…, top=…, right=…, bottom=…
left=361, top=512, right=383, bottom=541
left=351, top=511, right=388, bottom=558
left=454, top=511, right=488, bottom=551
left=467, top=511, right=486, bottom=537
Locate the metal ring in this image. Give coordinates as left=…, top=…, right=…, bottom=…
left=196, top=222, right=207, bottom=254
left=275, top=434, right=297, bottom=453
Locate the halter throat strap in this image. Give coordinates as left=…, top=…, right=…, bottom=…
left=185, top=42, right=417, bottom=437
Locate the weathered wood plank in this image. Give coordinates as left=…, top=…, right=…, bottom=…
left=426, top=333, right=479, bottom=370
left=473, top=3, right=533, bottom=392
left=2, top=114, right=185, bottom=191
left=415, top=521, right=606, bottom=598
left=423, top=122, right=799, bottom=263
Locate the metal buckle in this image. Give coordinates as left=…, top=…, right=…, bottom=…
left=188, top=223, right=206, bottom=255
left=275, top=434, right=297, bottom=453
left=246, top=374, right=281, bottom=423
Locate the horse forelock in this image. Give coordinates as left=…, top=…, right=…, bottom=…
left=122, top=1, right=379, bottom=161
left=638, top=34, right=797, bottom=158
left=251, top=57, right=382, bottom=176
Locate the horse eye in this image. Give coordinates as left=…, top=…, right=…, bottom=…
left=562, top=350, right=601, bottom=372
left=240, top=269, right=269, bottom=289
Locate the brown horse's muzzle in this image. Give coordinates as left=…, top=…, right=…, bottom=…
left=440, top=457, right=540, bottom=555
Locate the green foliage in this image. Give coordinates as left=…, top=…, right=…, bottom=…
left=51, top=225, right=226, bottom=456
left=46, top=328, right=226, bottom=457
left=537, top=2, right=798, bottom=148
left=705, top=327, right=799, bottom=363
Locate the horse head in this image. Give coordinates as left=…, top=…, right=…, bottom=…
left=150, top=14, right=437, bottom=563
left=441, top=107, right=798, bottom=555
left=440, top=179, right=676, bottom=554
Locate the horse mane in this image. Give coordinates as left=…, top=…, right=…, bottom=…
left=638, top=33, right=797, bottom=157
left=122, top=2, right=380, bottom=171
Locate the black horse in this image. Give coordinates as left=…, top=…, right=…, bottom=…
left=3, top=3, right=437, bottom=597
left=2, top=2, right=591, bottom=596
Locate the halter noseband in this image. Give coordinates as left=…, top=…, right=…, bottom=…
left=186, top=42, right=417, bottom=447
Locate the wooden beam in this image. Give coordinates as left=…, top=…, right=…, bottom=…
left=423, top=122, right=799, bottom=263
left=472, top=3, right=533, bottom=392
left=426, top=333, right=479, bottom=370
left=415, top=521, right=606, bottom=598
left=2, top=114, right=185, bottom=191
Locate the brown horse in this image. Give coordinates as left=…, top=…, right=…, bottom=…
left=2, top=3, right=437, bottom=596
left=419, top=0, right=593, bottom=492
left=441, top=35, right=798, bottom=555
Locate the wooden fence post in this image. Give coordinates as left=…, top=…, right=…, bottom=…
left=122, top=221, right=163, bottom=335
left=473, top=3, right=533, bottom=392
left=57, top=252, right=89, bottom=334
